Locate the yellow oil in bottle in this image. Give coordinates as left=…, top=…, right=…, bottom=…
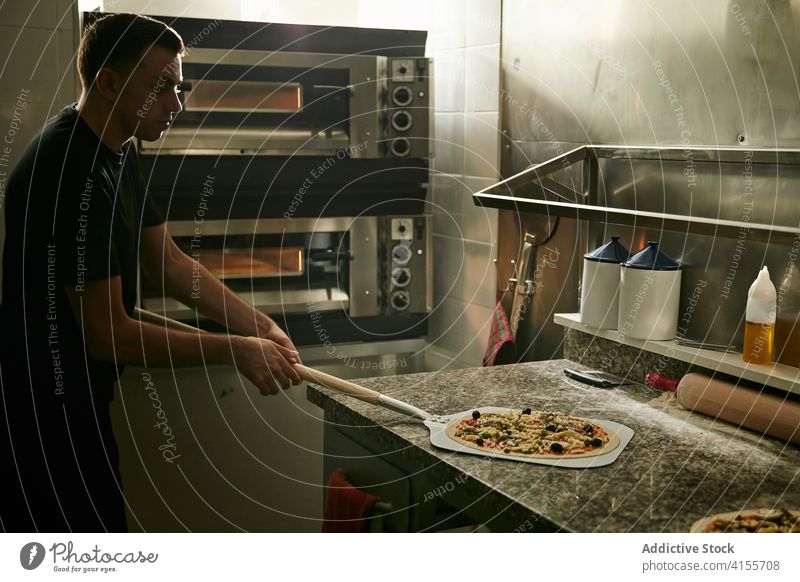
left=743, top=320, right=775, bottom=365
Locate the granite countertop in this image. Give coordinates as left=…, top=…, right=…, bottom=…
left=307, top=359, right=800, bottom=532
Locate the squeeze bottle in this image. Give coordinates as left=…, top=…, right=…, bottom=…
left=743, top=266, right=777, bottom=365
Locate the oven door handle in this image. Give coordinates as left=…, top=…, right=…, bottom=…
left=312, top=84, right=355, bottom=96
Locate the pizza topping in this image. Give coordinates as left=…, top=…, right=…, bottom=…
left=522, top=407, right=532, bottom=415
left=704, top=508, right=800, bottom=533
left=452, top=410, right=611, bottom=457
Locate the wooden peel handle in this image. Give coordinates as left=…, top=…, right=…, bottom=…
left=294, top=364, right=381, bottom=405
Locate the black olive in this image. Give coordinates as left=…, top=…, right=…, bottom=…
left=546, top=424, right=557, bottom=432
left=476, top=438, right=484, bottom=447
left=522, top=407, right=532, bottom=415
left=590, top=438, right=603, bottom=447
left=503, top=448, right=510, bottom=454
left=584, top=424, right=593, bottom=434
left=550, top=442, right=564, bottom=453
left=472, top=410, right=481, bottom=419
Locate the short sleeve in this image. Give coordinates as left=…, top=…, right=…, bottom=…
left=54, top=165, right=121, bottom=289
left=142, top=193, right=164, bottom=228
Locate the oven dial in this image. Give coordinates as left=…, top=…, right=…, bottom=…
left=391, top=244, right=412, bottom=265
left=390, top=290, right=410, bottom=311
left=391, top=267, right=411, bottom=288
left=391, top=110, right=413, bottom=132
left=392, top=85, right=413, bottom=107
left=392, top=59, right=415, bottom=82
left=390, top=137, right=410, bottom=157
left=391, top=217, right=413, bottom=240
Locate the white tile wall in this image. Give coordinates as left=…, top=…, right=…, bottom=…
left=460, top=176, right=498, bottom=244
left=0, top=0, right=78, bottom=302
left=465, top=43, right=501, bottom=113
left=1, top=0, right=61, bottom=27
left=423, top=345, right=470, bottom=372
left=103, top=0, right=242, bottom=20
left=463, top=111, right=500, bottom=179
left=428, top=295, right=494, bottom=365
left=465, top=0, right=502, bottom=47
left=428, top=0, right=466, bottom=51
left=433, top=234, right=496, bottom=308
left=426, top=0, right=501, bottom=368
left=0, top=26, right=66, bottom=104
left=431, top=179, right=465, bottom=240
left=432, top=48, right=465, bottom=112
left=431, top=112, right=465, bottom=175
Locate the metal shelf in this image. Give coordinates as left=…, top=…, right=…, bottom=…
left=473, top=145, right=800, bottom=240
left=554, top=313, right=800, bottom=396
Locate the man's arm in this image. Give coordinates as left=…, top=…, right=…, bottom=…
left=134, top=306, right=207, bottom=334
left=65, top=277, right=301, bottom=394
left=139, top=223, right=299, bottom=362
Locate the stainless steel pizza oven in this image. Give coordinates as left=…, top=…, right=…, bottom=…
left=82, top=12, right=435, bottom=346
left=140, top=48, right=431, bottom=160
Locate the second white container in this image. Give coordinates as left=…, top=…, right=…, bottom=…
left=618, top=241, right=682, bottom=341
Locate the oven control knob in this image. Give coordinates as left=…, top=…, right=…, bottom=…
left=392, top=85, right=413, bottom=107
left=390, top=137, right=411, bottom=157
left=391, top=267, right=411, bottom=288
left=391, top=244, right=412, bottom=265
left=391, top=110, right=413, bottom=132
left=390, top=290, right=410, bottom=311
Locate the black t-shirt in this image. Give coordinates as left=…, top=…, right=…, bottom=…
left=0, top=104, right=163, bottom=531
left=0, top=104, right=163, bottom=403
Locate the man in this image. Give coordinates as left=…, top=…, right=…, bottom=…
left=0, top=13, right=301, bottom=532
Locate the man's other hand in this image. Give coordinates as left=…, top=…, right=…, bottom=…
left=234, top=336, right=302, bottom=395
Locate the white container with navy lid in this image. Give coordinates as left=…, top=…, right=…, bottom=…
left=580, top=236, right=630, bottom=329
left=618, top=241, right=682, bottom=341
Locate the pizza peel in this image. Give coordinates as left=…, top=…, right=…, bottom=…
left=296, top=364, right=634, bottom=468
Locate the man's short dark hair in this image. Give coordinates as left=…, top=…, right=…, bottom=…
left=77, top=13, right=185, bottom=90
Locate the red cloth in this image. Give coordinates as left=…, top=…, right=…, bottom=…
left=321, top=469, right=378, bottom=533
left=482, top=298, right=515, bottom=366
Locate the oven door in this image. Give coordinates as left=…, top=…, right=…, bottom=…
left=141, top=217, right=380, bottom=320
left=140, top=48, right=386, bottom=158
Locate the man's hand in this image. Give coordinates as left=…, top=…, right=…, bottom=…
left=234, top=336, right=302, bottom=395
left=260, top=322, right=301, bottom=364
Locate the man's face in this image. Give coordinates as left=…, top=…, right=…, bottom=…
left=116, top=46, right=183, bottom=142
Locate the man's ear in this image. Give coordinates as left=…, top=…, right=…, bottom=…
left=93, top=67, right=123, bottom=100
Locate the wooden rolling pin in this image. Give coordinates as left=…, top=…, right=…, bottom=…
left=676, top=373, right=800, bottom=445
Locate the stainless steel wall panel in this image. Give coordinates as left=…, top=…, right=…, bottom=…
left=499, top=0, right=800, bottom=354
left=501, top=0, right=800, bottom=148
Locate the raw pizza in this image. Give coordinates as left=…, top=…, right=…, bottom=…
left=447, top=409, right=619, bottom=459
left=692, top=508, right=800, bottom=533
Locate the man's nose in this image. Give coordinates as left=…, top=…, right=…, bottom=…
left=169, top=90, right=183, bottom=115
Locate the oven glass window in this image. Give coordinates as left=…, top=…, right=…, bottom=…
left=199, top=248, right=303, bottom=279
left=184, top=80, right=303, bottom=113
